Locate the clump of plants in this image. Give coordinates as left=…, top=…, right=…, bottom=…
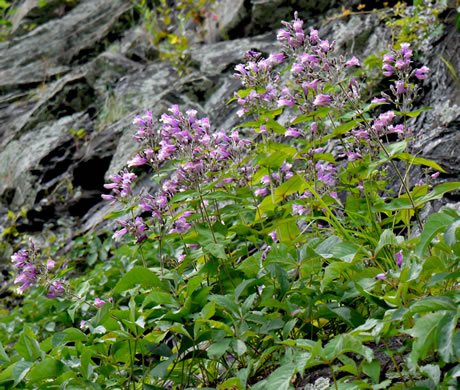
left=135, top=0, right=216, bottom=74
left=1, top=7, right=459, bottom=390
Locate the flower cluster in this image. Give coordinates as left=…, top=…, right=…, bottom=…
left=11, top=239, right=65, bottom=298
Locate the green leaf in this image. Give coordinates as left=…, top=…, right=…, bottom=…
left=325, top=305, right=365, bottom=328
left=397, top=153, right=447, bottom=173
left=113, top=266, right=165, bottom=294
left=437, top=312, right=457, bottom=363
left=265, top=362, right=296, bottom=390
left=27, top=358, right=66, bottom=383
left=15, top=326, right=42, bottom=361
left=362, top=359, right=381, bottom=383
left=208, top=338, right=231, bottom=359
left=375, top=229, right=400, bottom=254
left=405, top=311, right=445, bottom=362
left=406, top=296, right=457, bottom=317
left=274, top=174, right=308, bottom=203
left=324, top=334, right=373, bottom=363
left=143, top=290, right=178, bottom=307
left=333, top=119, right=362, bottom=136
left=0, top=341, right=9, bottom=362
left=13, top=360, right=33, bottom=386
left=103, top=207, right=131, bottom=220
left=415, top=211, right=455, bottom=256
left=394, top=106, right=433, bottom=117
left=52, top=328, right=88, bottom=348
left=414, top=182, right=460, bottom=207
left=0, top=362, right=14, bottom=384
left=420, top=364, right=441, bottom=386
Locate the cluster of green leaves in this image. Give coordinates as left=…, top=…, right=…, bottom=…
left=134, top=0, right=215, bottom=74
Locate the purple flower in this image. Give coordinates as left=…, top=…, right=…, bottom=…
left=292, top=204, right=309, bottom=216
left=375, top=273, right=387, bottom=280
left=319, top=40, right=330, bottom=53
left=112, top=228, right=128, bottom=240
left=395, top=250, right=403, bottom=268
left=127, top=154, right=147, bottom=167
left=431, top=171, right=440, bottom=179
left=277, top=28, right=290, bottom=40
left=268, top=53, right=285, bottom=64
left=80, top=320, right=87, bottom=329
left=47, top=280, right=65, bottom=299
left=285, top=127, right=302, bottom=137
left=313, top=94, right=331, bottom=106
left=395, top=80, right=405, bottom=94
left=311, top=122, right=318, bottom=133
left=382, top=63, right=394, bottom=77
left=291, top=63, right=304, bottom=73
left=383, top=53, right=394, bottom=63
left=261, top=245, right=271, bottom=261
left=310, top=29, right=319, bottom=43
left=372, top=97, right=387, bottom=103
left=94, top=298, right=105, bottom=308
left=345, top=56, right=360, bottom=67
left=255, top=188, right=269, bottom=197
left=269, top=231, right=278, bottom=242
left=415, top=66, right=429, bottom=80
left=302, top=79, right=319, bottom=92
left=47, top=260, right=55, bottom=271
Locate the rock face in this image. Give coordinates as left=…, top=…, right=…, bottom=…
left=0, top=0, right=458, bottom=263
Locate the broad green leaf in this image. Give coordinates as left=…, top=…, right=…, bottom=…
left=397, top=153, right=447, bottom=173
left=415, top=211, right=455, bottom=256
left=333, top=119, right=362, bottom=136
left=232, top=340, right=247, bottom=357
left=264, top=362, right=296, bottom=390
left=274, top=174, right=308, bottom=203
left=0, top=363, right=14, bottom=383
left=321, top=262, right=350, bottom=291
left=80, top=347, right=94, bottom=380
left=406, top=296, right=457, bottom=318
left=52, top=328, right=88, bottom=349
left=362, top=359, right=381, bottom=383
left=324, top=334, right=373, bottom=363
left=394, top=106, right=433, bottom=117
left=0, top=341, right=9, bottom=362
left=113, top=266, right=164, bottom=294
left=143, top=290, right=178, bottom=307
left=15, top=326, right=42, bottom=361
left=12, top=360, right=33, bottom=386
left=330, top=241, right=360, bottom=263
left=325, top=305, right=365, bottom=328
left=420, top=364, right=441, bottom=386
left=375, top=229, right=400, bottom=254
left=414, top=182, right=460, bottom=207
left=208, top=338, right=231, bottom=359
left=27, top=358, right=66, bottom=383
left=405, top=311, right=445, bottom=362
left=437, top=312, right=457, bottom=363
left=218, top=377, right=243, bottom=390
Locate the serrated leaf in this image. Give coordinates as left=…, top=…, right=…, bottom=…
left=113, top=266, right=164, bottom=294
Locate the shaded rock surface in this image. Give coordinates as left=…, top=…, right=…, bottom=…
left=0, top=0, right=458, bottom=265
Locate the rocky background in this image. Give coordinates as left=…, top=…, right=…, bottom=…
left=0, top=0, right=458, bottom=267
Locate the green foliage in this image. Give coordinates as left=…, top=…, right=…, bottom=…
left=1, top=1, right=459, bottom=389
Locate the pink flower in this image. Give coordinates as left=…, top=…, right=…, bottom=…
left=375, top=273, right=387, bottom=280
left=269, top=231, right=278, bottom=242
left=47, top=260, right=55, bottom=271
left=310, top=29, right=319, bottom=43
left=285, top=127, right=302, bottom=137
left=415, top=66, right=429, bottom=80
left=345, top=56, right=360, bottom=67
left=127, top=154, right=147, bottom=167
left=112, top=228, right=128, bottom=240
left=255, top=188, right=269, bottom=197
left=431, top=171, right=440, bottom=179
left=313, top=94, right=331, bottom=106
left=372, top=97, right=387, bottom=103
left=291, top=63, right=303, bottom=73
left=94, top=298, right=105, bottom=308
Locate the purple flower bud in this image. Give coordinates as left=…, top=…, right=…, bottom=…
left=261, top=245, right=271, bottom=261
left=313, top=94, right=331, bottom=106
left=382, top=63, right=394, bottom=77
left=383, top=53, right=394, bottom=63
left=319, top=40, right=330, bottom=52
left=112, top=228, right=128, bottom=240
left=395, top=250, right=403, bottom=268
left=302, top=79, right=319, bottom=91
left=431, top=171, right=440, bottom=179
left=269, top=231, right=278, bottom=242
left=345, top=56, right=360, bottom=67
left=311, top=122, right=318, bottom=133
left=277, top=28, right=290, bottom=40
left=375, top=273, right=387, bottom=280
left=268, top=53, right=285, bottom=64
left=127, top=154, right=147, bottom=167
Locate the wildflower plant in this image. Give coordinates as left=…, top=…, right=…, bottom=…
left=2, top=8, right=460, bottom=390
